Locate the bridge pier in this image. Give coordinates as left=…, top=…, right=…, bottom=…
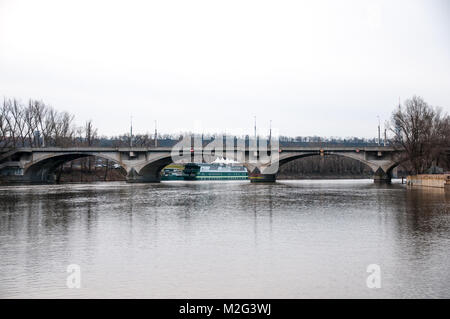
left=373, top=167, right=392, bottom=183
left=249, top=174, right=277, bottom=183
left=125, top=168, right=160, bottom=183
left=126, top=176, right=160, bottom=183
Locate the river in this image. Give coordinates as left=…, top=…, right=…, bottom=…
left=0, top=180, right=449, bottom=298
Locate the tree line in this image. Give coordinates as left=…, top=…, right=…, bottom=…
left=0, top=98, right=97, bottom=151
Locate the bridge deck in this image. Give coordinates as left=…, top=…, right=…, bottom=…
left=2, top=146, right=398, bottom=153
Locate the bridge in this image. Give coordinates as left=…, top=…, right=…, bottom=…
left=0, top=145, right=403, bottom=184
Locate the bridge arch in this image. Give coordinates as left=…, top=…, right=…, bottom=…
left=278, top=152, right=378, bottom=170
left=273, top=151, right=391, bottom=181
left=23, top=152, right=126, bottom=183
left=131, top=154, right=175, bottom=183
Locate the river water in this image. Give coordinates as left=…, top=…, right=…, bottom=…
left=0, top=180, right=449, bottom=298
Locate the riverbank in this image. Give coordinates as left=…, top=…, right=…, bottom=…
left=407, top=174, right=450, bottom=190
left=57, top=167, right=126, bottom=182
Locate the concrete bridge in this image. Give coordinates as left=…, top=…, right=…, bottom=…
left=0, top=146, right=403, bottom=184
left=0, top=146, right=399, bottom=183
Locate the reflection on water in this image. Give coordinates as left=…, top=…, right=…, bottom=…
left=0, top=180, right=449, bottom=298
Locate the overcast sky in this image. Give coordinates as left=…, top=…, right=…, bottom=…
left=0, top=0, right=449, bottom=138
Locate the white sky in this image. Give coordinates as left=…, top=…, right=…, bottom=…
left=0, top=0, right=449, bottom=138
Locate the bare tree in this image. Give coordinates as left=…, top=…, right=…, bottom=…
left=53, top=111, right=75, bottom=147
left=32, top=100, right=49, bottom=147
left=24, top=101, right=38, bottom=147
left=85, top=120, right=98, bottom=172
left=389, top=96, right=450, bottom=174
left=0, top=100, right=13, bottom=151
left=2, top=99, right=17, bottom=148
left=85, top=120, right=97, bottom=147
left=10, top=99, right=29, bottom=147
